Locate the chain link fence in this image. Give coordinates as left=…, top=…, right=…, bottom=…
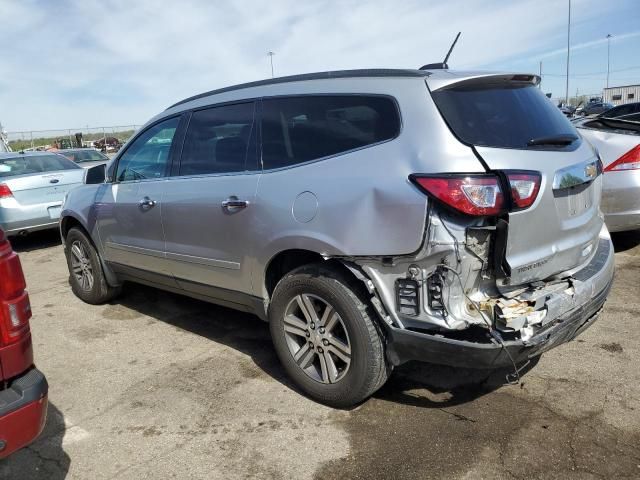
left=5, top=125, right=141, bottom=152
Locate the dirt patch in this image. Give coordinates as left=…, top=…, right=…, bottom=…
left=102, top=304, right=143, bottom=320
left=72, top=324, right=118, bottom=342
left=315, top=374, right=640, bottom=480
left=599, top=342, right=624, bottom=354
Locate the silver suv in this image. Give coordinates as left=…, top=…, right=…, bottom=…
left=61, top=69, right=615, bottom=407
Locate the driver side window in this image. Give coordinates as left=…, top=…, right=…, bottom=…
left=115, top=116, right=180, bottom=182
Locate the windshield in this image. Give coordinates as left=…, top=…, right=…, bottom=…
left=431, top=83, right=579, bottom=149
left=63, top=150, right=108, bottom=163
left=0, top=154, right=81, bottom=178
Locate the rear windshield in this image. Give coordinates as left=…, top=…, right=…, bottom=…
left=432, top=83, right=579, bottom=149
left=62, top=150, right=108, bottom=163
left=0, top=154, right=81, bottom=178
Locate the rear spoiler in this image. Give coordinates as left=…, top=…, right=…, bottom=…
left=427, top=73, right=540, bottom=92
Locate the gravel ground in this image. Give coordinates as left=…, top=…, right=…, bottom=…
left=1, top=229, right=639, bottom=480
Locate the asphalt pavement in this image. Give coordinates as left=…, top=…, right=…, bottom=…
left=1, top=229, right=639, bottom=479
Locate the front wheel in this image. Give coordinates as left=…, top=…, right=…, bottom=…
left=65, top=227, right=121, bottom=304
left=269, top=264, right=390, bottom=407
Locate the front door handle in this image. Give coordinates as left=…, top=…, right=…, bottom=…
left=222, top=197, right=249, bottom=210
left=139, top=196, right=157, bottom=211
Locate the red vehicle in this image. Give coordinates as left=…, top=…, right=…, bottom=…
left=0, top=228, right=47, bottom=458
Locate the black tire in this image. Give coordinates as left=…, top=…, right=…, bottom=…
left=269, top=263, right=390, bottom=407
left=65, top=227, right=121, bottom=304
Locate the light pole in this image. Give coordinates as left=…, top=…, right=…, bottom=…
left=267, top=51, right=275, bottom=78
left=606, top=34, right=612, bottom=88
left=539, top=61, right=542, bottom=89
left=565, top=0, right=571, bottom=105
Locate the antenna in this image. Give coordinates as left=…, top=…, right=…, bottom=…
left=443, top=32, right=461, bottom=66
left=419, top=32, right=461, bottom=70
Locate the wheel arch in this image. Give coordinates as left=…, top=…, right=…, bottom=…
left=262, top=249, right=389, bottom=328
left=60, top=214, right=121, bottom=287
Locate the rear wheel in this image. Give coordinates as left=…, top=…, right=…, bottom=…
left=269, top=264, right=390, bottom=407
left=65, top=227, right=121, bottom=304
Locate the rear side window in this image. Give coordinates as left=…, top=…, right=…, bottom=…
left=0, top=154, right=80, bottom=178
left=261, top=95, right=400, bottom=169
left=180, top=102, right=256, bottom=176
left=432, top=84, right=578, bottom=149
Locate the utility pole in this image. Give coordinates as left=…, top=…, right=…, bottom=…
left=267, top=51, right=275, bottom=78
left=565, top=0, right=571, bottom=105
left=539, top=61, right=542, bottom=89
left=606, top=34, right=612, bottom=88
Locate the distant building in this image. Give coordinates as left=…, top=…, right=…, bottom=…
left=603, top=84, right=640, bottom=106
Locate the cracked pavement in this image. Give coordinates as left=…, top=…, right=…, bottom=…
left=1, top=229, right=639, bottom=479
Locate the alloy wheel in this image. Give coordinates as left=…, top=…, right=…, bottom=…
left=70, top=240, right=94, bottom=291
left=283, top=293, right=352, bottom=384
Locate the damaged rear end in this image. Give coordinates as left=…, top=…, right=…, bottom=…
left=354, top=72, right=615, bottom=370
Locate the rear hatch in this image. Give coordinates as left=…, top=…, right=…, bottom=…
left=429, top=74, right=603, bottom=286
left=0, top=154, right=84, bottom=206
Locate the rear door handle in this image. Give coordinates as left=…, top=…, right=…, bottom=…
left=222, top=197, right=249, bottom=210
left=139, top=196, right=157, bottom=211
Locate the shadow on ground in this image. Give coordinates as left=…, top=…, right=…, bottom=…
left=114, top=282, right=536, bottom=412
left=113, top=283, right=293, bottom=391
left=8, top=229, right=61, bottom=253
left=611, top=229, right=640, bottom=254
left=0, top=402, right=70, bottom=480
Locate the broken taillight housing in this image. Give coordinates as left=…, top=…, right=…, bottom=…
left=410, top=174, right=505, bottom=216
left=507, top=172, right=541, bottom=210
left=604, top=144, right=640, bottom=172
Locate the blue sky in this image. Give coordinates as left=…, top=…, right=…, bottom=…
left=1, top=0, right=639, bottom=131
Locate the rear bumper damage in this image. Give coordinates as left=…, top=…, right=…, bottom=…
left=362, top=230, right=615, bottom=368
left=386, top=270, right=611, bottom=368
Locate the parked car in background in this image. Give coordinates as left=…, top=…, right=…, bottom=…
left=0, top=228, right=48, bottom=458
left=574, top=116, right=640, bottom=232
left=93, top=137, right=122, bottom=153
left=0, top=152, right=84, bottom=236
left=59, top=148, right=110, bottom=169
left=577, top=102, right=615, bottom=116
left=61, top=69, right=614, bottom=407
left=558, top=103, right=576, bottom=117
left=600, top=102, right=640, bottom=122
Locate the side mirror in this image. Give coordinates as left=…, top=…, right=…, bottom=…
left=84, top=163, right=107, bottom=184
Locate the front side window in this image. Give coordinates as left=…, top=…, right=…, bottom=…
left=261, top=95, right=400, bottom=169
left=115, top=117, right=179, bottom=182
left=179, top=102, right=256, bottom=176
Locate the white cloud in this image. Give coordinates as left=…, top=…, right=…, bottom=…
left=0, top=0, right=633, bottom=131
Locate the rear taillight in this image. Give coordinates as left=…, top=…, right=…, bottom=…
left=507, top=172, right=541, bottom=210
left=410, top=171, right=541, bottom=216
left=0, top=183, right=13, bottom=199
left=604, top=145, right=640, bottom=172
left=0, top=229, right=31, bottom=346
left=410, top=174, right=505, bottom=216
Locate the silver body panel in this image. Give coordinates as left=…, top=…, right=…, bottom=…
left=576, top=122, right=640, bottom=232
left=61, top=69, right=614, bottom=342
